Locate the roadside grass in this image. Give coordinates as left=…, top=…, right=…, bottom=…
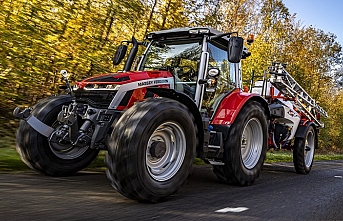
left=0, top=136, right=16, bottom=149
left=1, top=145, right=343, bottom=173
left=266, top=150, right=343, bottom=163
left=0, top=147, right=31, bottom=172
left=0, top=136, right=30, bottom=172
left=2, top=119, right=342, bottom=172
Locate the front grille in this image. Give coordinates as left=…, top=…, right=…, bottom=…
left=74, top=89, right=117, bottom=108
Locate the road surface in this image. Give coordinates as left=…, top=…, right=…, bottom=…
left=0, top=160, right=342, bottom=221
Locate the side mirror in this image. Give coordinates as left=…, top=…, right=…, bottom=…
left=228, top=36, right=244, bottom=63
left=113, top=44, right=128, bottom=65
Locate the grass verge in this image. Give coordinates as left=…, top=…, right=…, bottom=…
left=265, top=150, right=343, bottom=163
left=0, top=148, right=31, bottom=172
left=1, top=147, right=343, bottom=173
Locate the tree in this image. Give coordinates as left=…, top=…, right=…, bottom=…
left=1, top=0, right=343, bottom=151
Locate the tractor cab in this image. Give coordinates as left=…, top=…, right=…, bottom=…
left=114, top=27, right=251, bottom=116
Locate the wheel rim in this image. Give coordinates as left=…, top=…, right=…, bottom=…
left=146, top=121, right=186, bottom=182
left=304, top=129, right=315, bottom=168
left=241, top=118, right=263, bottom=169
left=49, top=124, right=88, bottom=160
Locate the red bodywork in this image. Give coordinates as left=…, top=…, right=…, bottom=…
left=74, top=71, right=264, bottom=125
left=211, top=89, right=263, bottom=125
left=74, top=70, right=174, bottom=110
left=75, top=70, right=173, bottom=88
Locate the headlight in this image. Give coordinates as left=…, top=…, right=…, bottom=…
left=208, top=68, right=220, bottom=77
left=189, top=28, right=210, bottom=34
left=83, top=84, right=120, bottom=91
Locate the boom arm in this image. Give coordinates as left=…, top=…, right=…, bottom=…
left=268, top=62, right=328, bottom=127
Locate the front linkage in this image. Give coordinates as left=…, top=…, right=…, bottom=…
left=14, top=94, right=120, bottom=151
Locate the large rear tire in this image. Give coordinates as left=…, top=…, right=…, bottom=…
left=16, top=95, right=99, bottom=176
left=293, top=126, right=316, bottom=174
left=213, top=101, right=268, bottom=186
left=105, top=98, right=196, bottom=202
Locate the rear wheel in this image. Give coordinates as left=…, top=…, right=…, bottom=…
left=105, top=98, right=196, bottom=202
left=293, top=126, right=316, bottom=174
left=16, top=95, right=99, bottom=176
left=213, top=101, right=268, bottom=186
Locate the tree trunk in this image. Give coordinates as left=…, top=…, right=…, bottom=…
left=144, top=0, right=158, bottom=37
left=161, top=0, right=172, bottom=29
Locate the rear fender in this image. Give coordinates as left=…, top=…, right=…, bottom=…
left=211, top=90, right=270, bottom=126
left=295, top=122, right=318, bottom=148
left=147, top=88, right=204, bottom=153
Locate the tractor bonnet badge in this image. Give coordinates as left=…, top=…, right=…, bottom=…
left=137, top=79, right=169, bottom=87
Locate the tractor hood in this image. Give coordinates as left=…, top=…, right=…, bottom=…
left=72, top=70, right=174, bottom=109
left=74, top=70, right=173, bottom=89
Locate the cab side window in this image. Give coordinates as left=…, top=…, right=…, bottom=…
left=202, top=42, right=236, bottom=114
left=208, top=42, right=236, bottom=92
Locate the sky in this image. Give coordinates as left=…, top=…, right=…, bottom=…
left=282, top=0, right=343, bottom=46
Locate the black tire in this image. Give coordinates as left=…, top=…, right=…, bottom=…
left=213, top=101, right=268, bottom=186
left=293, top=126, right=316, bottom=174
left=16, top=95, right=99, bottom=176
left=105, top=98, right=196, bottom=202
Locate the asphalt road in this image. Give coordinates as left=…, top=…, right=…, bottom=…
left=0, top=160, right=342, bottom=221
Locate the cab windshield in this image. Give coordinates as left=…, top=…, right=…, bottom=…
left=139, top=40, right=202, bottom=98
left=140, top=40, right=202, bottom=72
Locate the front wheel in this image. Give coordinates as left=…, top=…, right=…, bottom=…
left=16, top=95, right=99, bottom=176
left=213, top=101, right=268, bottom=186
left=293, top=126, right=316, bottom=174
left=105, top=98, right=196, bottom=202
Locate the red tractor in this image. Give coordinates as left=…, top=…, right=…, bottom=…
left=14, top=27, right=274, bottom=202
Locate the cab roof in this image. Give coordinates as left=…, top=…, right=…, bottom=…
left=146, top=27, right=227, bottom=42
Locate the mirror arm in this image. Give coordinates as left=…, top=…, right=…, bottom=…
left=198, top=79, right=208, bottom=84
left=124, top=36, right=139, bottom=72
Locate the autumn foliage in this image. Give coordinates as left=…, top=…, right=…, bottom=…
left=0, top=0, right=342, bottom=150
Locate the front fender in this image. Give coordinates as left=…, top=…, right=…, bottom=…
left=211, top=89, right=270, bottom=125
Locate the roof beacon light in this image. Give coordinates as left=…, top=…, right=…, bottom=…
left=247, top=34, right=254, bottom=45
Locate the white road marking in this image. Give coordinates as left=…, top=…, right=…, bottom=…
left=334, top=176, right=342, bottom=178
left=215, top=207, right=249, bottom=213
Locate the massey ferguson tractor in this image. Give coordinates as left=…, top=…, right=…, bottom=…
left=13, top=27, right=327, bottom=202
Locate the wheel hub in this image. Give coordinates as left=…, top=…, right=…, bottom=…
left=149, top=141, right=167, bottom=158
left=304, top=131, right=315, bottom=167
left=241, top=118, right=263, bottom=169
left=146, top=121, right=186, bottom=182
left=305, top=145, right=311, bottom=151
